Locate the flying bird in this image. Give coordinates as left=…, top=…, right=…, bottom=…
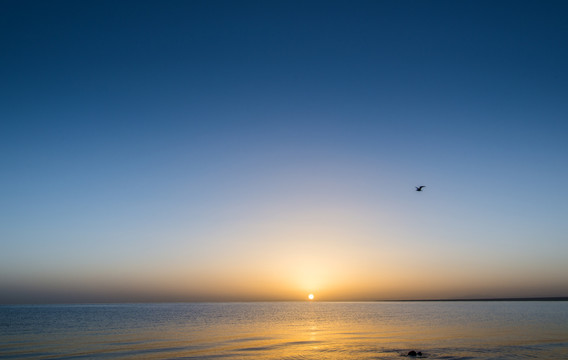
left=415, top=186, right=426, bottom=191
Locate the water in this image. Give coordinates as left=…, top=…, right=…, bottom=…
left=1, top=302, right=567, bottom=359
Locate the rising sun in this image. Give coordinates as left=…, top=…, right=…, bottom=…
left=308, top=294, right=314, bottom=300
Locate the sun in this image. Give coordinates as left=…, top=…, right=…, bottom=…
left=308, top=294, right=314, bottom=300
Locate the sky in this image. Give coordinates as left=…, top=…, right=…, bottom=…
left=1, top=0, right=567, bottom=303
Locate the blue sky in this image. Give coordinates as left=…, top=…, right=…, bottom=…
left=1, top=0, right=567, bottom=302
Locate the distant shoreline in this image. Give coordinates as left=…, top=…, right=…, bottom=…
left=377, top=297, right=568, bottom=302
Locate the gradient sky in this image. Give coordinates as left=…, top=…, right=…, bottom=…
left=1, top=0, right=568, bottom=303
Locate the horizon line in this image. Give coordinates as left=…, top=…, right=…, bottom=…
left=2, top=296, right=568, bottom=305
left=376, top=296, right=568, bottom=302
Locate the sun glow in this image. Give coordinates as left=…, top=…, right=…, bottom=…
left=308, top=293, right=314, bottom=300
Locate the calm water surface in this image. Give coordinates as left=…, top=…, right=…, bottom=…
left=1, top=302, right=567, bottom=359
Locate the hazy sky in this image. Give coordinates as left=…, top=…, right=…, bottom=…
left=1, top=0, right=567, bottom=303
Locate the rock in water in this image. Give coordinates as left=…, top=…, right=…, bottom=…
left=408, top=350, right=417, bottom=356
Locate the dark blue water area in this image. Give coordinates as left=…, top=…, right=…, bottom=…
left=1, top=302, right=567, bottom=359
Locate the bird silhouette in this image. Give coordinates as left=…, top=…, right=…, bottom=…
left=415, top=186, right=426, bottom=191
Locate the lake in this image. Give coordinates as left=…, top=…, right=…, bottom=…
left=1, top=302, right=567, bottom=359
